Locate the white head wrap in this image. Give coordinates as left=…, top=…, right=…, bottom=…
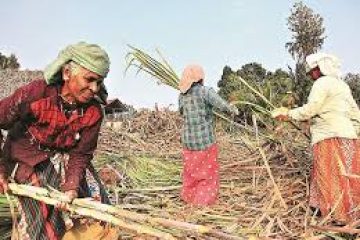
left=305, top=53, right=341, bottom=78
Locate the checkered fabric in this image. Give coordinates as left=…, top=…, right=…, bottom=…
left=179, top=84, right=234, bottom=150
left=28, top=96, right=101, bottom=149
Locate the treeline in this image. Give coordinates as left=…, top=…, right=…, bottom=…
left=216, top=2, right=360, bottom=123
left=217, top=63, right=360, bottom=123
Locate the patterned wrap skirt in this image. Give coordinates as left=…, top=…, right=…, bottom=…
left=181, top=143, right=219, bottom=206
left=16, top=154, right=109, bottom=240
left=310, top=137, right=360, bottom=223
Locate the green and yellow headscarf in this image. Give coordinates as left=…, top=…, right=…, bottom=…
left=44, top=41, right=110, bottom=84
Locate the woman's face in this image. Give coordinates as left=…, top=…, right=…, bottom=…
left=62, top=64, right=104, bottom=104
left=308, top=67, right=322, bottom=81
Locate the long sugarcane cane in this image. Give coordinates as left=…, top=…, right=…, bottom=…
left=7, top=183, right=175, bottom=240
left=73, top=198, right=246, bottom=240
left=7, top=183, right=246, bottom=240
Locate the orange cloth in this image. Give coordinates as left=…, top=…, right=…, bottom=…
left=62, top=222, right=119, bottom=240
left=179, top=64, right=205, bottom=93
left=310, top=138, right=360, bottom=222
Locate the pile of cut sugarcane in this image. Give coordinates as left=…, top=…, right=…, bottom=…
left=0, top=70, right=43, bottom=99
left=98, top=109, right=183, bottom=158
left=96, top=123, right=360, bottom=239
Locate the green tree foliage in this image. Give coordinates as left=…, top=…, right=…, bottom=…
left=218, top=66, right=242, bottom=100
left=286, top=1, right=325, bottom=62
left=286, top=1, right=326, bottom=105
left=288, top=63, right=311, bottom=106
left=236, top=63, right=267, bottom=85
left=345, top=73, right=360, bottom=105
left=0, top=52, right=20, bottom=70
left=218, top=63, right=293, bottom=123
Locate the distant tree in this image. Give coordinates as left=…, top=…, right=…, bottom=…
left=286, top=1, right=325, bottom=62
left=265, top=69, right=295, bottom=107
left=345, top=73, right=360, bottom=105
left=288, top=63, right=311, bottom=106
left=218, top=63, right=268, bottom=102
left=218, top=66, right=234, bottom=99
left=218, top=67, right=243, bottom=102
left=0, top=52, right=20, bottom=70
left=286, top=1, right=326, bottom=105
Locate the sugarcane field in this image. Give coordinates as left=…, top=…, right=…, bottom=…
left=1, top=1, right=360, bottom=240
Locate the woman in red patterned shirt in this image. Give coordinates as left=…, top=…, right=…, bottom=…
left=0, top=42, right=110, bottom=239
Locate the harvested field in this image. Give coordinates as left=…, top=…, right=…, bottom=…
left=94, top=110, right=339, bottom=239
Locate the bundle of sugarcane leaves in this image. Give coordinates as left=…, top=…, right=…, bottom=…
left=1, top=183, right=247, bottom=240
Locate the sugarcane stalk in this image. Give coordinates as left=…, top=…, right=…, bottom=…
left=73, top=206, right=176, bottom=240
left=8, top=183, right=245, bottom=239
left=116, top=185, right=181, bottom=193
left=8, top=183, right=176, bottom=240
left=258, top=148, right=288, bottom=210
left=126, top=46, right=179, bottom=89
left=73, top=198, right=246, bottom=240
left=128, top=46, right=180, bottom=84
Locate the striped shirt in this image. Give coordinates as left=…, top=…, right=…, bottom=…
left=179, top=84, right=236, bottom=150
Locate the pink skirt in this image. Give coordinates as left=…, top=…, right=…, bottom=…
left=181, top=143, right=219, bottom=206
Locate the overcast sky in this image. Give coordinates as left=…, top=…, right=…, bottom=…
left=1, top=0, right=359, bottom=108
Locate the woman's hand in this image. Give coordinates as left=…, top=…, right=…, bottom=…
left=0, top=174, right=9, bottom=194
left=56, top=190, right=78, bottom=211
left=271, top=107, right=290, bottom=121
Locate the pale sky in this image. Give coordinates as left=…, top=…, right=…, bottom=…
left=1, top=1, right=359, bottom=108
